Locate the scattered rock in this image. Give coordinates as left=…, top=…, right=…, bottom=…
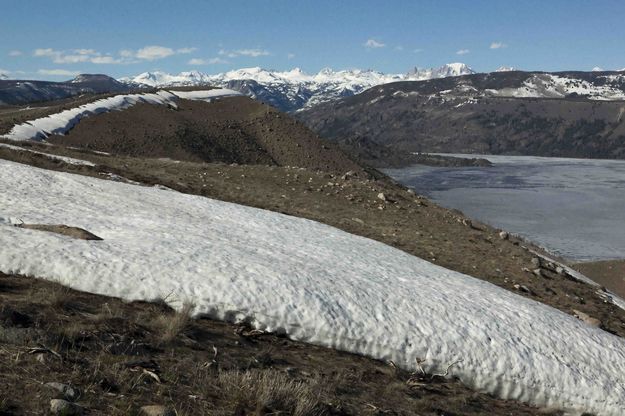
left=45, top=382, right=80, bottom=401
left=530, top=257, right=541, bottom=268
left=50, top=399, right=83, bottom=415
left=555, top=266, right=565, bottom=275
left=0, top=308, right=32, bottom=327
left=573, top=309, right=601, bottom=328
left=498, top=231, right=509, bottom=240
left=377, top=192, right=387, bottom=202
left=532, top=268, right=543, bottom=277
left=341, top=170, right=356, bottom=180
left=513, top=284, right=534, bottom=295
left=139, top=405, right=176, bottom=416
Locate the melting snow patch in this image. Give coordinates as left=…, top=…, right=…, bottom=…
left=1, top=89, right=243, bottom=141
left=0, top=160, right=624, bottom=415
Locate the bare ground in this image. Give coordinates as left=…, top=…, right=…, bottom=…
left=574, top=259, right=625, bottom=298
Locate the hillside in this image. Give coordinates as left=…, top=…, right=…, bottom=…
left=297, top=70, right=625, bottom=166
left=0, top=74, right=132, bottom=106
left=1, top=90, right=624, bottom=415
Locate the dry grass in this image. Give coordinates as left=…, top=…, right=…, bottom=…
left=151, top=303, right=194, bottom=344
left=213, top=369, right=328, bottom=416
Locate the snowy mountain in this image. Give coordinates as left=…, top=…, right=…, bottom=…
left=495, top=66, right=516, bottom=72
left=406, top=62, right=475, bottom=79
left=120, top=64, right=475, bottom=112
left=0, top=72, right=9, bottom=80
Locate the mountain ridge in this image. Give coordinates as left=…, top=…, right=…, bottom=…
left=119, top=63, right=476, bottom=112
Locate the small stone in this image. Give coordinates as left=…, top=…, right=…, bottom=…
left=498, top=231, right=509, bottom=240
left=46, top=382, right=80, bottom=401
left=531, top=257, right=541, bottom=268
left=555, top=266, right=565, bottom=275
left=139, top=405, right=176, bottom=416
left=514, top=284, right=533, bottom=294
left=573, top=309, right=601, bottom=328
left=532, top=268, right=543, bottom=277
left=50, top=399, right=83, bottom=415
left=377, top=192, right=387, bottom=202
left=341, top=170, right=356, bottom=180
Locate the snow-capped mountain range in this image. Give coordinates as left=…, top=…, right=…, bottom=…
left=120, top=63, right=476, bottom=112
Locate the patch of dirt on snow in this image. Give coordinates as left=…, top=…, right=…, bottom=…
left=16, top=224, right=102, bottom=241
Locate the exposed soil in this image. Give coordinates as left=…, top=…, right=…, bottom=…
left=0, top=272, right=564, bottom=416
left=15, top=224, right=103, bottom=241
left=574, top=259, right=625, bottom=298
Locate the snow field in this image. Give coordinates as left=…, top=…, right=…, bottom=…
left=0, top=159, right=624, bottom=415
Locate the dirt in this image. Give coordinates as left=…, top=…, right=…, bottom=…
left=16, top=224, right=103, bottom=241
left=574, top=259, right=625, bottom=298
left=0, top=272, right=564, bottom=416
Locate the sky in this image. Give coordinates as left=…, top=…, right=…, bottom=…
left=1, top=0, right=625, bottom=80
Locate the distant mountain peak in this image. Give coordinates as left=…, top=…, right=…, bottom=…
left=495, top=66, right=516, bottom=72
left=407, top=63, right=475, bottom=80
left=120, top=63, right=476, bottom=112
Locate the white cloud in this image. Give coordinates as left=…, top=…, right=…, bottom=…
left=456, top=49, right=470, bottom=55
left=364, top=39, right=386, bottom=48
left=287, top=53, right=295, bottom=59
left=37, top=69, right=80, bottom=77
left=413, top=48, right=424, bottom=53
left=9, top=50, right=22, bottom=57
left=218, top=48, right=270, bottom=58
left=33, top=45, right=196, bottom=65
left=490, top=42, right=507, bottom=49
left=188, top=57, right=228, bottom=65
left=394, top=45, right=404, bottom=51
left=135, top=45, right=175, bottom=60
left=176, top=47, right=197, bottom=54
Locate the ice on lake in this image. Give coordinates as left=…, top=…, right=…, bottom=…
left=384, top=154, right=625, bottom=262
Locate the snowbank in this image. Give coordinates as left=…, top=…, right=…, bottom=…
left=1, top=89, right=243, bottom=141
left=0, top=159, right=623, bottom=415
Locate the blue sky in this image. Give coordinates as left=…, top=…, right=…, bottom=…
left=1, top=0, right=624, bottom=80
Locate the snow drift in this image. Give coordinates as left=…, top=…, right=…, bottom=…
left=0, top=159, right=623, bottom=415
left=1, top=89, right=243, bottom=141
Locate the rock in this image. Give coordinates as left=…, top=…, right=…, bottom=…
left=531, top=257, right=541, bottom=268
left=0, top=308, right=32, bottom=327
left=532, top=268, right=543, bottom=277
left=50, top=399, right=83, bottom=415
left=45, top=382, right=80, bottom=401
left=341, top=170, right=356, bottom=180
left=377, top=192, right=387, bottom=202
left=513, top=284, right=533, bottom=295
left=498, top=231, right=509, bottom=240
left=573, top=310, right=601, bottom=328
left=555, top=266, right=565, bottom=275
left=139, top=405, right=176, bottom=416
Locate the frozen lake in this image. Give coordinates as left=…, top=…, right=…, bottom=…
left=384, top=154, right=625, bottom=262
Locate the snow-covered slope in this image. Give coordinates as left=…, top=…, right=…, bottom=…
left=406, top=62, right=475, bottom=80
left=487, top=73, right=625, bottom=100
left=0, top=159, right=624, bottom=415
left=120, top=64, right=475, bottom=112
left=1, top=88, right=242, bottom=141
